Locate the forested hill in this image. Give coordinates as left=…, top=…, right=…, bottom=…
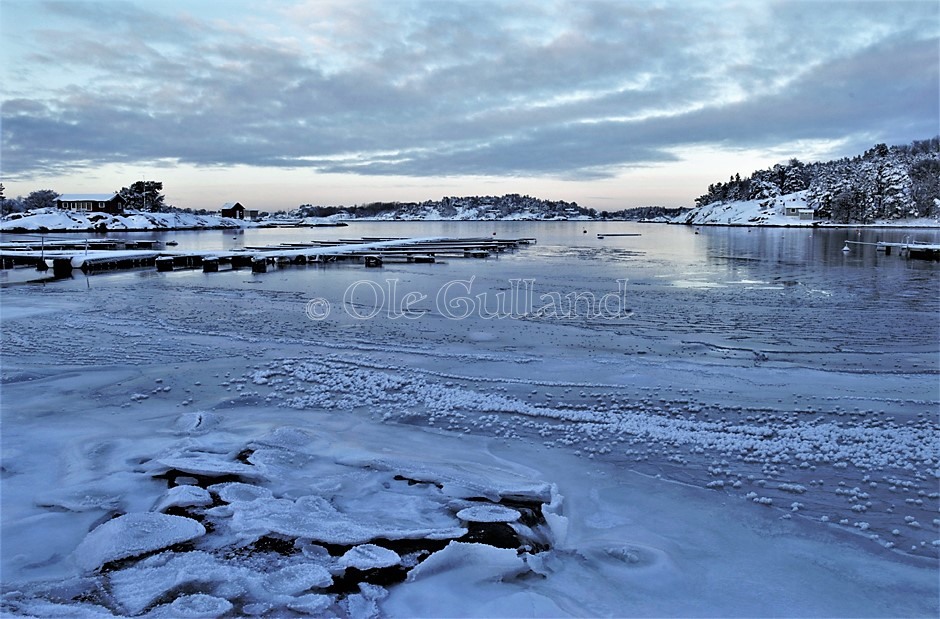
left=292, top=194, right=594, bottom=220
left=694, top=138, right=939, bottom=223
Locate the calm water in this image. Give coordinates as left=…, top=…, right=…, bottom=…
left=5, top=220, right=938, bottom=285
left=4, top=222, right=937, bottom=369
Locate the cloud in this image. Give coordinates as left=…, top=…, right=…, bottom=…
left=2, top=0, right=937, bottom=181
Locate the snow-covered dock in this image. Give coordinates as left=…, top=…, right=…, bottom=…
left=0, top=236, right=536, bottom=277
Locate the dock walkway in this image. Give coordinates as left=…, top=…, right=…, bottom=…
left=0, top=236, right=537, bottom=277
left=844, top=240, right=940, bottom=260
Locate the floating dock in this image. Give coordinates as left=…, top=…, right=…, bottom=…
left=0, top=236, right=537, bottom=278
left=844, top=240, right=940, bottom=261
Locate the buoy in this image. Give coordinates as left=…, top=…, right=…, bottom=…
left=842, top=244, right=850, bottom=253
left=583, top=229, right=587, bottom=234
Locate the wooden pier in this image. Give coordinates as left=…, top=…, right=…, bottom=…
left=0, top=236, right=537, bottom=278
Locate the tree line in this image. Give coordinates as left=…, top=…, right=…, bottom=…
left=293, top=194, right=595, bottom=219
left=694, top=137, right=939, bottom=223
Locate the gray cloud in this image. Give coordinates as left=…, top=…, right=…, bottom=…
left=2, top=0, right=937, bottom=180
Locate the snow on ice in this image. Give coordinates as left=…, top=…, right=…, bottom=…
left=1, top=223, right=938, bottom=617
left=73, top=513, right=206, bottom=572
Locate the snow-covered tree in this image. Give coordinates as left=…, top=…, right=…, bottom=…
left=119, top=181, right=165, bottom=212
left=24, top=189, right=59, bottom=211
left=910, top=157, right=940, bottom=217
left=698, top=137, right=938, bottom=222
left=877, top=157, right=914, bottom=219
left=781, top=159, right=810, bottom=194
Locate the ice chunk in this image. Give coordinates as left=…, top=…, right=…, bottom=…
left=387, top=543, right=540, bottom=614
left=154, top=485, right=212, bottom=512
left=227, top=494, right=466, bottom=545
left=542, top=484, right=568, bottom=547
left=286, top=594, right=333, bottom=615
left=108, top=551, right=253, bottom=615
left=407, top=541, right=528, bottom=582
left=73, top=513, right=206, bottom=571
left=456, top=504, right=521, bottom=523
left=264, top=563, right=333, bottom=595
left=154, top=455, right=263, bottom=479
left=166, top=594, right=232, bottom=618
left=339, top=544, right=401, bottom=570
left=210, top=482, right=273, bottom=503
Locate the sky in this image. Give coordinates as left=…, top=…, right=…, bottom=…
left=1, top=0, right=938, bottom=213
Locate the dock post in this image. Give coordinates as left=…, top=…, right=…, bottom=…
left=203, top=258, right=219, bottom=273
left=156, top=257, right=174, bottom=272
left=231, top=255, right=253, bottom=269
left=52, top=258, right=73, bottom=278
left=252, top=257, right=268, bottom=273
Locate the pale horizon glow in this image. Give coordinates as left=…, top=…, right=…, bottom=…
left=1, top=0, right=937, bottom=212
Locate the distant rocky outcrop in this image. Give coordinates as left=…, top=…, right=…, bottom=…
left=291, top=194, right=596, bottom=221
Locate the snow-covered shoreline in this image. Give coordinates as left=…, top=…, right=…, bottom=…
left=674, top=191, right=940, bottom=228
left=0, top=208, right=255, bottom=233
left=5, top=201, right=937, bottom=233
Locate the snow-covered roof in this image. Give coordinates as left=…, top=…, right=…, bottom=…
left=57, top=193, right=121, bottom=202
left=221, top=202, right=244, bottom=209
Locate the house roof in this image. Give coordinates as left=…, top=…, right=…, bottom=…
left=221, top=202, right=244, bottom=209
left=57, top=193, right=122, bottom=202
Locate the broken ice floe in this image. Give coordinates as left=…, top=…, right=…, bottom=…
left=18, top=418, right=564, bottom=617
left=338, top=544, right=402, bottom=570
left=153, top=485, right=213, bottom=512
left=457, top=504, right=522, bottom=523
left=73, top=513, right=206, bottom=572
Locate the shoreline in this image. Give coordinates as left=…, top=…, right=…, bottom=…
left=663, top=221, right=940, bottom=229
left=2, top=222, right=938, bottom=234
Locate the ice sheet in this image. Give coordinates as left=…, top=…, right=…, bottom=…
left=2, top=226, right=937, bottom=617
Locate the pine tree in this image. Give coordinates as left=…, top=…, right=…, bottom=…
left=118, top=181, right=165, bottom=212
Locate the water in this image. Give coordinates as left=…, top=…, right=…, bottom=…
left=4, top=223, right=938, bottom=374
left=7, top=220, right=939, bottom=276
left=4, top=218, right=939, bottom=435
left=8, top=223, right=937, bottom=365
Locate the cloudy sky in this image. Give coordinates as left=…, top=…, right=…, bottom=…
left=2, top=0, right=937, bottom=212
